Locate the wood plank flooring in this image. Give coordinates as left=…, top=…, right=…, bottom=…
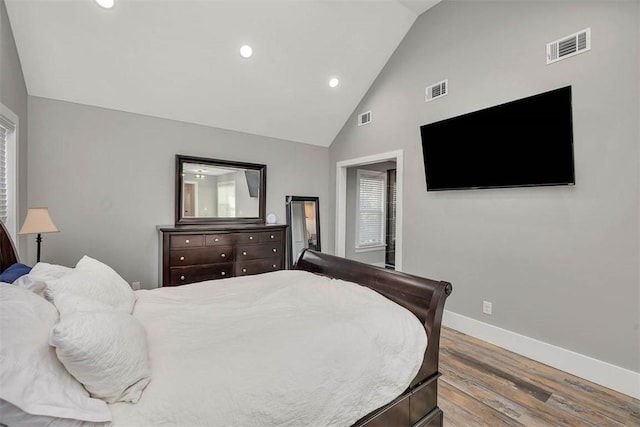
left=438, top=327, right=640, bottom=426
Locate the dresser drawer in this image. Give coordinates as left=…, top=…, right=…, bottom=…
left=236, top=257, right=283, bottom=276
left=169, top=264, right=233, bottom=286
left=234, top=232, right=262, bottom=244
left=259, top=231, right=282, bottom=243
left=235, top=231, right=282, bottom=244
left=205, top=234, right=234, bottom=246
left=170, top=246, right=233, bottom=266
left=236, top=243, right=282, bottom=260
left=170, top=234, right=204, bottom=248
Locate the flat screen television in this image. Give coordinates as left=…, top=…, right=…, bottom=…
left=420, top=86, right=575, bottom=191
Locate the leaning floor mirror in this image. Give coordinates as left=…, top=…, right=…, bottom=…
left=286, top=196, right=321, bottom=268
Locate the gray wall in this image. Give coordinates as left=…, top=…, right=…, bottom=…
left=27, top=97, right=329, bottom=287
left=0, top=0, right=28, bottom=259
left=329, top=1, right=639, bottom=372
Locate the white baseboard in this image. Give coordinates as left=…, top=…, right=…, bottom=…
left=442, top=310, right=640, bottom=400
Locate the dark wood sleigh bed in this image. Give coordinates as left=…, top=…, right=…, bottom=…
left=295, top=250, right=452, bottom=427
left=0, top=222, right=452, bottom=427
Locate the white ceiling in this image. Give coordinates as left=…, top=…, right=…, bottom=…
left=6, top=0, right=440, bottom=147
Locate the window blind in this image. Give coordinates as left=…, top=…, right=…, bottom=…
left=217, top=181, right=236, bottom=217
left=0, top=106, right=17, bottom=238
left=357, top=170, right=385, bottom=247
left=0, top=124, right=8, bottom=225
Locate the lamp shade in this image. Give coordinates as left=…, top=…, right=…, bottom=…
left=19, top=208, right=59, bottom=235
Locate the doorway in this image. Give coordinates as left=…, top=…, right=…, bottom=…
left=335, top=150, right=403, bottom=271
left=183, top=181, right=198, bottom=217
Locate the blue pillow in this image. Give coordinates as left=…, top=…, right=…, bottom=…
left=0, top=263, right=32, bottom=283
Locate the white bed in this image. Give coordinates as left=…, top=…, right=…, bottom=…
left=0, top=222, right=451, bottom=427
left=110, top=270, right=427, bottom=426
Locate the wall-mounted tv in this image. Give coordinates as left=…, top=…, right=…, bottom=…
left=420, top=86, right=575, bottom=191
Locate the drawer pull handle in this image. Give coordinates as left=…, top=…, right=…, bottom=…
left=180, top=275, right=185, bottom=280
left=180, top=256, right=185, bottom=261
left=272, top=264, right=276, bottom=268
left=185, top=239, right=190, bottom=244
left=272, top=248, right=277, bottom=253
left=221, top=272, right=226, bottom=276
left=249, top=236, right=254, bottom=240
left=214, top=238, right=219, bottom=242
left=242, top=268, right=247, bottom=273
left=221, top=253, right=226, bottom=258
left=270, top=235, right=274, bottom=239
left=243, top=251, right=247, bottom=256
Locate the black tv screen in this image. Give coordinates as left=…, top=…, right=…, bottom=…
left=420, top=86, right=575, bottom=191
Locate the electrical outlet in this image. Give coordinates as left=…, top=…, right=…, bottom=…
left=131, top=281, right=141, bottom=290
left=482, top=300, right=492, bottom=315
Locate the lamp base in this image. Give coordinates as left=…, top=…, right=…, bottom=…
left=36, top=233, right=42, bottom=263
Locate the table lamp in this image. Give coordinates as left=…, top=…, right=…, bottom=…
left=19, top=207, right=59, bottom=262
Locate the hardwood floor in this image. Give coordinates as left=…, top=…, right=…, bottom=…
left=438, top=327, right=640, bottom=426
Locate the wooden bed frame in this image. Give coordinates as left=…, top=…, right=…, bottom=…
left=295, top=249, right=452, bottom=427
left=0, top=222, right=19, bottom=272
left=0, top=222, right=452, bottom=427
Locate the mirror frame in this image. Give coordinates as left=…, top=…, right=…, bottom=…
left=285, top=195, right=321, bottom=268
left=175, top=155, right=267, bottom=225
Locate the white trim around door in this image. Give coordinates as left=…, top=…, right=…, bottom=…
left=335, top=150, right=403, bottom=271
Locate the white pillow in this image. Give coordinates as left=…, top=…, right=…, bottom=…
left=13, top=275, right=47, bottom=296
left=0, top=284, right=111, bottom=423
left=46, top=255, right=135, bottom=313
left=50, top=308, right=152, bottom=404
left=52, top=291, right=114, bottom=317
left=12, top=262, right=72, bottom=297
left=30, top=262, right=73, bottom=281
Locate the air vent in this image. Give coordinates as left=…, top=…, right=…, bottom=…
left=425, top=79, right=448, bottom=103
left=547, top=28, right=591, bottom=65
left=358, top=111, right=372, bottom=126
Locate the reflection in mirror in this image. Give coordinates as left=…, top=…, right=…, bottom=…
left=286, top=196, right=321, bottom=267
left=182, top=163, right=260, bottom=218
left=176, top=155, right=266, bottom=225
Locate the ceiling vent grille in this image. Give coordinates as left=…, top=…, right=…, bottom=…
left=425, top=79, right=448, bottom=103
left=358, top=111, right=372, bottom=126
left=546, top=28, right=591, bottom=65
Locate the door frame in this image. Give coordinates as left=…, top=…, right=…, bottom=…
left=335, top=150, right=403, bottom=271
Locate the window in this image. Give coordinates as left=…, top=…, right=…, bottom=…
left=355, top=169, right=386, bottom=249
left=0, top=103, right=17, bottom=241
left=217, top=181, right=236, bottom=217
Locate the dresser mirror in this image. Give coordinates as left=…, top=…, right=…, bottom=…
left=286, top=196, right=321, bottom=267
left=176, top=155, right=266, bottom=225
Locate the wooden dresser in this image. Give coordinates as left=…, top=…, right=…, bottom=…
left=158, top=224, right=287, bottom=287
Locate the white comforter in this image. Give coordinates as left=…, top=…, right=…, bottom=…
left=110, top=270, right=427, bottom=427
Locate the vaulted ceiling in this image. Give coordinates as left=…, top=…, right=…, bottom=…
left=5, top=0, right=440, bottom=147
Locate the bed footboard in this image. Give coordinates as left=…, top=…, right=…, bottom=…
left=294, top=249, right=452, bottom=427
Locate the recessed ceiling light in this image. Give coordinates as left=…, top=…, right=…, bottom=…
left=95, top=0, right=114, bottom=9
left=329, top=78, right=339, bottom=88
left=240, top=45, right=253, bottom=58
